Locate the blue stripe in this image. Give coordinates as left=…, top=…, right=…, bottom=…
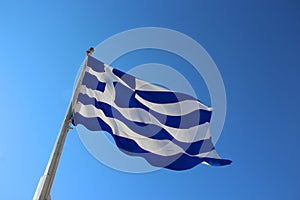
left=72, top=113, right=231, bottom=170
left=126, top=151, right=232, bottom=170
left=135, top=90, right=199, bottom=104
left=87, top=55, right=105, bottom=72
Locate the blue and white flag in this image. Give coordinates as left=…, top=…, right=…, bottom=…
left=72, top=56, right=231, bottom=170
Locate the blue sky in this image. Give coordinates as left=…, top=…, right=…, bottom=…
left=0, top=1, right=300, bottom=199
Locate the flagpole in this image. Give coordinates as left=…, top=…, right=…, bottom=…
left=33, top=48, right=94, bottom=200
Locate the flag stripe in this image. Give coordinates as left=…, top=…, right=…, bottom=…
left=126, top=151, right=232, bottom=170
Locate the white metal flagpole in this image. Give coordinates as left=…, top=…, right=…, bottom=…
left=33, top=48, right=94, bottom=200
left=33, top=103, right=72, bottom=200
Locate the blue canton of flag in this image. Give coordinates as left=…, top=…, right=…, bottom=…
left=72, top=55, right=231, bottom=170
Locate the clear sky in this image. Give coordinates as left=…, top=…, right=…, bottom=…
left=0, top=1, right=299, bottom=200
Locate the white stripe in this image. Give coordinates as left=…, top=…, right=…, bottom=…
left=197, top=150, right=221, bottom=159
left=74, top=102, right=217, bottom=158
left=135, top=93, right=212, bottom=116
left=79, top=85, right=211, bottom=143
left=135, top=78, right=170, bottom=91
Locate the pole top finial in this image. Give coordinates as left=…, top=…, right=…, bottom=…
left=86, top=47, right=94, bottom=56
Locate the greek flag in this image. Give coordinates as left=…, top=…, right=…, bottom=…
left=72, top=56, right=231, bottom=170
